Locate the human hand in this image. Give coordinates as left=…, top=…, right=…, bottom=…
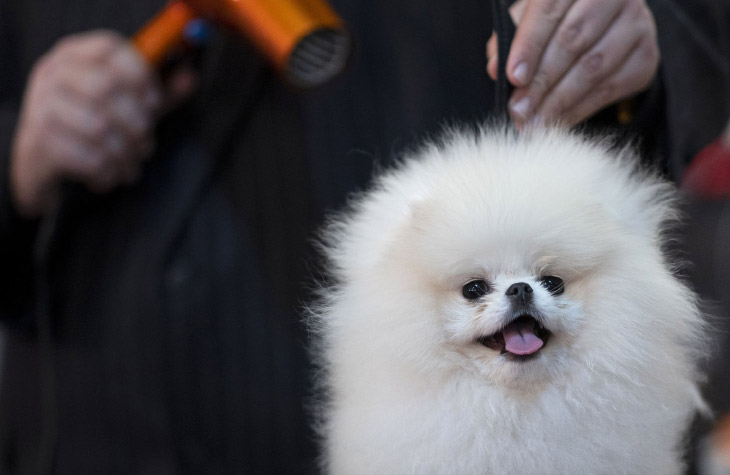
left=10, top=30, right=196, bottom=218
left=486, top=0, right=660, bottom=128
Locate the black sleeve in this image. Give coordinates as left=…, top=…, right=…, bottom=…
left=648, top=0, right=730, bottom=180
left=0, top=2, right=39, bottom=327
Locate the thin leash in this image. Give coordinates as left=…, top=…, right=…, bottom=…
left=490, top=0, right=517, bottom=121
left=34, top=202, right=61, bottom=475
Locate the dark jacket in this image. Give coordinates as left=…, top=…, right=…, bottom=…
left=0, top=1, right=320, bottom=473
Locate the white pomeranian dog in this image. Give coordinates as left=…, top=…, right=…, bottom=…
left=310, top=126, right=706, bottom=475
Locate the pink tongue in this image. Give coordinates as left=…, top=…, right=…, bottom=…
left=503, top=319, right=544, bottom=355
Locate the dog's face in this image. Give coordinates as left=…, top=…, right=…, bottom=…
left=329, top=129, right=692, bottom=393
left=388, top=187, right=615, bottom=390
left=366, top=133, right=670, bottom=391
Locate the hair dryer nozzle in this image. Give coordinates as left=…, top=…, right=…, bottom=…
left=286, top=27, right=350, bottom=88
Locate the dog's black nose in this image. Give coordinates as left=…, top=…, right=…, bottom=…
left=505, top=282, right=533, bottom=303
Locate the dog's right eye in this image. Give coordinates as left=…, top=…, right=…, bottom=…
left=462, top=280, right=489, bottom=300
left=539, top=276, right=564, bottom=295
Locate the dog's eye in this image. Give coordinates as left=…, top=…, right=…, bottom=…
left=462, top=280, right=489, bottom=300
left=539, top=276, right=564, bottom=295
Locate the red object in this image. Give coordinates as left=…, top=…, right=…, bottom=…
left=682, top=139, right=730, bottom=199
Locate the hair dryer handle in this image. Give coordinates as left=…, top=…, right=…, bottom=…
left=133, top=1, right=196, bottom=65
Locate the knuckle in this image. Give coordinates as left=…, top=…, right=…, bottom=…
left=109, top=46, right=152, bottom=88
left=87, top=111, right=113, bottom=137
left=557, top=22, right=588, bottom=55
left=52, top=35, right=81, bottom=56
left=530, top=68, right=552, bottom=94
left=548, top=96, right=571, bottom=117
left=539, top=0, right=568, bottom=18
left=539, top=0, right=573, bottom=26
left=580, top=52, right=605, bottom=81
left=88, top=30, right=126, bottom=55
left=87, top=71, right=119, bottom=100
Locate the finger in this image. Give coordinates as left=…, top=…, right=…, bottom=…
left=48, top=85, right=147, bottom=162
left=109, top=91, right=154, bottom=140
left=107, top=43, right=162, bottom=108
left=486, top=33, right=498, bottom=81
left=506, top=0, right=575, bottom=87
left=93, top=128, right=148, bottom=186
left=509, top=0, right=625, bottom=122
left=41, top=128, right=106, bottom=178
left=54, top=62, right=157, bottom=156
left=42, top=91, right=110, bottom=139
left=57, top=44, right=160, bottom=113
left=46, top=92, right=151, bottom=187
left=533, top=8, right=647, bottom=123
left=488, top=1, right=525, bottom=82
left=55, top=64, right=142, bottom=129
left=555, top=43, right=659, bottom=126
left=49, top=135, right=121, bottom=193
left=36, top=31, right=135, bottom=103
left=56, top=63, right=119, bottom=104
left=508, top=0, right=527, bottom=23
left=49, top=30, right=126, bottom=64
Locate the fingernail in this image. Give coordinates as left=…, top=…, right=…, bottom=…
left=510, top=97, right=531, bottom=120
left=513, top=62, right=529, bottom=85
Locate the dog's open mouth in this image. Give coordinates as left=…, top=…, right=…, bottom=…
left=477, top=315, right=550, bottom=359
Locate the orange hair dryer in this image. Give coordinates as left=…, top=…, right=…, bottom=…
left=133, top=0, right=351, bottom=88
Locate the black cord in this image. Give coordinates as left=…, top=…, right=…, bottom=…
left=33, top=197, right=63, bottom=475
left=491, top=0, right=517, bottom=120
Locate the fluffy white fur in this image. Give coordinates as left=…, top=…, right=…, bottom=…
left=311, top=126, right=705, bottom=475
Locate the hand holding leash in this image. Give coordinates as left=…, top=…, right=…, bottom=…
left=487, top=0, right=659, bottom=127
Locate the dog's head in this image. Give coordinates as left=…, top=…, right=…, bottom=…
left=325, top=127, right=700, bottom=391
left=387, top=173, right=612, bottom=389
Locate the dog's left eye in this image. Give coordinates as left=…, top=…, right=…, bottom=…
left=539, top=276, right=564, bottom=295
left=462, top=280, right=489, bottom=300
